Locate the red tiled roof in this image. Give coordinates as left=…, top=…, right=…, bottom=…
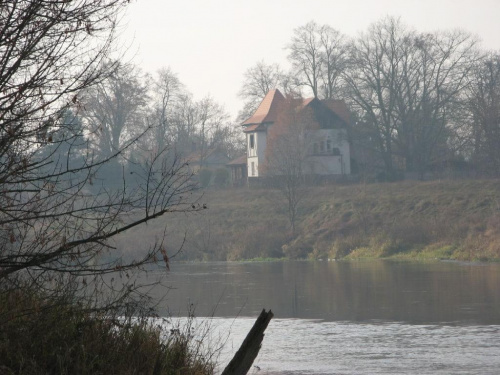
left=242, top=89, right=285, bottom=125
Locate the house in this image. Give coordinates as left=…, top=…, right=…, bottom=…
left=241, top=89, right=351, bottom=181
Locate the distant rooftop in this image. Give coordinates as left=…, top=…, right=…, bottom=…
left=241, top=89, right=285, bottom=126
left=242, top=88, right=351, bottom=128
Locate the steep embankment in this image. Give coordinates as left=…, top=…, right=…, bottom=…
left=119, top=180, right=500, bottom=261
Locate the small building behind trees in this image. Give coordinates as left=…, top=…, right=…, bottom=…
left=240, top=89, right=351, bottom=183
left=184, top=146, right=231, bottom=187
left=226, top=155, right=248, bottom=187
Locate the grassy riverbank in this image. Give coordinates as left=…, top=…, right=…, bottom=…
left=119, top=179, right=500, bottom=262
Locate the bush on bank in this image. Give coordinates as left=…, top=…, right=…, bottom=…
left=0, top=290, right=214, bottom=375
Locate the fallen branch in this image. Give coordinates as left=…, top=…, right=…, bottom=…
left=222, top=309, right=274, bottom=375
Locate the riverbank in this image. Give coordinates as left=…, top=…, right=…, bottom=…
left=119, top=179, right=500, bottom=262
left=0, top=291, right=215, bottom=374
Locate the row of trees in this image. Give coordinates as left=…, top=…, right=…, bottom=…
left=239, top=17, right=500, bottom=178
left=81, top=63, right=243, bottom=170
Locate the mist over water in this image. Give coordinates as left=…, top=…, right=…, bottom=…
left=149, top=261, right=500, bottom=374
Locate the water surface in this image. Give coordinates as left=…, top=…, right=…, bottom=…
left=155, top=260, right=500, bottom=324
left=147, top=260, right=500, bottom=374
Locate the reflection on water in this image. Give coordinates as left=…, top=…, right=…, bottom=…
left=151, top=260, right=500, bottom=324
left=143, top=261, right=500, bottom=374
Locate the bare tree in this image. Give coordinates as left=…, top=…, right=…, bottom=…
left=237, top=61, right=294, bottom=121
left=169, top=93, right=238, bottom=164
left=288, top=21, right=323, bottom=98
left=210, top=121, right=245, bottom=160
left=287, top=21, right=348, bottom=101
left=170, top=93, right=199, bottom=154
left=395, top=30, right=479, bottom=176
left=318, top=24, right=349, bottom=99
left=148, top=67, right=184, bottom=154
left=466, top=53, right=500, bottom=175
left=0, top=0, right=200, bottom=316
left=81, top=61, right=149, bottom=159
left=196, top=95, right=229, bottom=167
left=345, top=17, right=479, bottom=177
left=344, top=18, right=404, bottom=176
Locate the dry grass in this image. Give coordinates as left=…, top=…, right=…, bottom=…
left=0, top=290, right=215, bottom=375
left=115, top=179, right=500, bottom=262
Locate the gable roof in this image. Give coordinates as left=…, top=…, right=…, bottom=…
left=301, top=98, right=350, bottom=129
left=242, top=89, right=285, bottom=126
left=242, top=89, right=351, bottom=129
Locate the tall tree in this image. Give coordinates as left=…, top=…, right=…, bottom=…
left=344, top=18, right=403, bottom=175
left=148, top=67, right=184, bottom=154
left=237, top=61, right=294, bottom=122
left=170, top=93, right=198, bottom=154
left=466, top=54, right=500, bottom=175
left=82, top=61, right=149, bottom=159
left=196, top=95, right=229, bottom=167
left=288, top=21, right=323, bottom=98
left=287, top=21, right=348, bottom=100
left=318, top=24, right=349, bottom=99
left=345, top=17, right=479, bottom=177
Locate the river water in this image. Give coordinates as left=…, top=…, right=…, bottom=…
left=147, top=260, right=500, bottom=374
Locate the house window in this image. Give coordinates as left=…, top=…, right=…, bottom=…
left=326, top=138, right=332, bottom=152
left=249, top=134, right=255, bottom=149
left=251, top=162, right=255, bottom=176
left=332, top=147, right=341, bottom=156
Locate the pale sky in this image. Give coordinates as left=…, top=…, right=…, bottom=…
left=120, top=0, right=500, bottom=120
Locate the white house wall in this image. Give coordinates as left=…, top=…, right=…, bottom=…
left=307, top=155, right=343, bottom=174
left=305, top=129, right=350, bottom=175
left=246, top=127, right=350, bottom=178
left=247, top=131, right=267, bottom=177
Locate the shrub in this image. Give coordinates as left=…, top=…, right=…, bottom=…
left=0, top=290, right=215, bottom=375
left=228, top=224, right=287, bottom=260
left=330, top=234, right=367, bottom=259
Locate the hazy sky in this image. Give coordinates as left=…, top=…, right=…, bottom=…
left=120, top=0, right=500, bottom=120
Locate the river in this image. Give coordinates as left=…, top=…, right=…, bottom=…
left=145, top=260, right=500, bottom=374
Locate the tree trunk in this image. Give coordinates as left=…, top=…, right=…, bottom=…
left=222, top=309, right=274, bottom=375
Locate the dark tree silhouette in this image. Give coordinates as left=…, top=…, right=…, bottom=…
left=0, top=0, right=200, bottom=317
